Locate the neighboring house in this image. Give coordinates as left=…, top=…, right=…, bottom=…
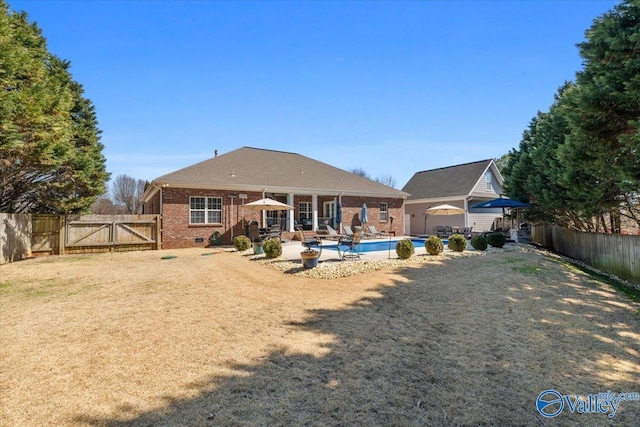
left=142, top=147, right=409, bottom=248
left=402, top=159, right=505, bottom=236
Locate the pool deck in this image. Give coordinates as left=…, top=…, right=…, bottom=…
left=279, top=236, right=433, bottom=262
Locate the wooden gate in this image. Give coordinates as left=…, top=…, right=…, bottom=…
left=31, top=214, right=161, bottom=255
left=65, top=214, right=160, bottom=253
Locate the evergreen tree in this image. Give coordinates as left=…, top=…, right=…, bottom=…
left=503, top=0, right=640, bottom=231
left=563, top=0, right=640, bottom=229
left=0, top=1, right=108, bottom=213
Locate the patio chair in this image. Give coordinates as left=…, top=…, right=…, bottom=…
left=436, top=225, right=446, bottom=238
left=460, top=226, right=473, bottom=238
left=298, top=230, right=322, bottom=256
left=365, top=225, right=387, bottom=238
left=337, top=229, right=362, bottom=261
left=268, top=224, right=282, bottom=241
left=444, top=226, right=453, bottom=237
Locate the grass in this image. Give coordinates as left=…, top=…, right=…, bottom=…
left=1, top=247, right=638, bottom=426
left=511, top=264, right=548, bottom=275
left=553, top=256, right=640, bottom=304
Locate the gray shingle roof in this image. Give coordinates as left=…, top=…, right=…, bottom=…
left=153, top=147, right=409, bottom=198
left=402, top=159, right=493, bottom=200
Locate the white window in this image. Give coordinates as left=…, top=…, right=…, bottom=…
left=380, top=202, right=388, bottom=221
left=190, top=196, right=222, bottom=224
left=485, top=172, right=493, bottom=192
left=299, top=202, right=311, bottom=221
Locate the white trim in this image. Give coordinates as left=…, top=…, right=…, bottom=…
left=189, top=196, right=223, bottom=225
left=405, top=195, right=468, bottom=205
left=467, top=160, right=504, bottom=197
left=379, top=201, right=388, bottom=222
left=312, top=195, right=319, bottom=231
left=143, top=180, right=408, bottom=202
left=287, top=193, right=295, bottom=232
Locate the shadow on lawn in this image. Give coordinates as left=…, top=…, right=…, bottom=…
left=75, top=252, right=639, bottom=426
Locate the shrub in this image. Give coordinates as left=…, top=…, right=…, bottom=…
left=425, top=236, right=443, bottom=255
left=233, top=235, right=251, bottom=251
left=395, top=239, right=415, bottom=259
left=471, top=235, right=488, bottom=250
left=447, top=234, right=467, bottom=252
left=486, top=233, right=506, bottom=248
left=262, top=239, right=282, bottom=259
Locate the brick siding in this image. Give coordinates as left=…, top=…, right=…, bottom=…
left=154, top=188, right=405, bottom=249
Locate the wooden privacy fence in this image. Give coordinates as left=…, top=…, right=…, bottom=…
left=1, top=214, right=161, bottom=263
left=0, top=213, right=32, bottom=265
left=532, top=224, right=640, bottom=285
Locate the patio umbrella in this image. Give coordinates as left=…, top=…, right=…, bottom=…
left=336, top=202, right=342, bottom=229
left=473, top=197, right=530, bottom=229
left=361, top=203, right=368, bottom=225
left=472, top=198, right=530, bottom=209
left=243, top=198, right=295, bottom=211
left=425, top=203, right=466, bottom=216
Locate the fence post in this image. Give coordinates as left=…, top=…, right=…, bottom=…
left=58, top=215, right=65, bottom=255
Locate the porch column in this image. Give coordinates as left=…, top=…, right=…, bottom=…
left=312, top=194, right=319, bottom=231
left=464, top=198, right=469, bottom=227
left=287, top=193, right=295, bottom=231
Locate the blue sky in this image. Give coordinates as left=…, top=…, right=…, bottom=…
left=9, top=0, right=619, bottom=189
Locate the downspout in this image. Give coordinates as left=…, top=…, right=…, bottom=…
left=262, top=189, right=266, bottom=227
left=338, top=193, right=343, bottom=233
left=464, top=197, right=471, bottom=227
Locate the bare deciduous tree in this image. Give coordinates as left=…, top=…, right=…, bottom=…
left=89, top=195, right=118, bottom=214
left=349, top=168, right=397, bottom=188
left=111, top=174, right=147, bottom=214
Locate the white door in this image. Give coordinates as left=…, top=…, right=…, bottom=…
left=323, top=201, right=336, bottom=227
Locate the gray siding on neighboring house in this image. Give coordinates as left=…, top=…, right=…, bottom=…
left=402, top=159, right=507, bottom=235
left=468, top=212, right=501, bottom=233
left=470, top=168, right=503, bottom=197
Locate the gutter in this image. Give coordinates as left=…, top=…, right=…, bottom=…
left=146, top=180, right=410, bottom=199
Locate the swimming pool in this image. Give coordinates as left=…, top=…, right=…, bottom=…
left=323, top=238, right=447, bottom=253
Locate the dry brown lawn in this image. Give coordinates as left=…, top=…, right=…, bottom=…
left=1, top=247, right=638, bottom=426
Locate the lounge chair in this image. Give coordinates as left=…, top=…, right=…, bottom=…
left=298, top=230, right=322, bottom=256
left=342, top=225, right=355, bottom=237
left=365, top=225, right=387, bottom=238
left=321, top=224, right=347, bottom=240
left=337, top=229, right=362, bottom=260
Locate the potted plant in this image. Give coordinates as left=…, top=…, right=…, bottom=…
left=300, top=247, right=320, bottom=269
left=252, top=239, right=264, bottom=255
left=209, top=230, right=223, bottom=246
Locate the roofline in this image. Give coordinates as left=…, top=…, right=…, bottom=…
left=405, top=195, right=469, bottom=205
left=142, top=180, right=409, bottom=202
left=466, top=160, right=504, bottom=197
left=411, top=159, right=494, bottom=176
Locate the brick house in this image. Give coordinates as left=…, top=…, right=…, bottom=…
left=142, top=147, right=409, bottom=249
